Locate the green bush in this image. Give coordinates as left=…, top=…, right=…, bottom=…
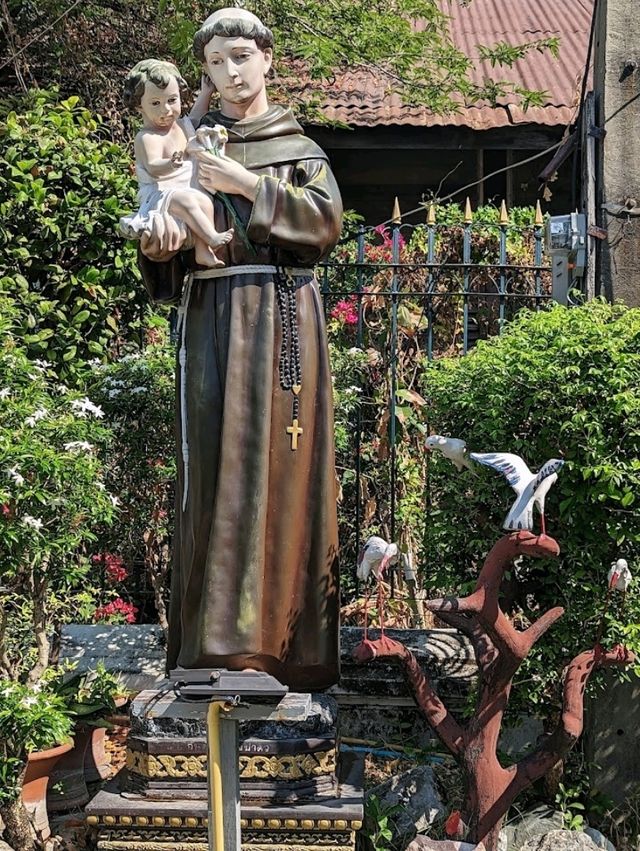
left=420, top=300, right=640, bottom=704
left=0, top=89, right=143, bottom=383
left=90, top=336, right=176, bottom=629
left=0, top=292, right=116, bottom=684
left=0, top=681, right=73, bottom=805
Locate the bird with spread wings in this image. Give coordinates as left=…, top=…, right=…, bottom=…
left=469, top=452, right=564, bottom=534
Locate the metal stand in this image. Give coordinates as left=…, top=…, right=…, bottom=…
left=170, top=669, right=290, bottom=851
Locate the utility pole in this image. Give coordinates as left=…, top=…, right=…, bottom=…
left=593, top=0, right=640, bottom=306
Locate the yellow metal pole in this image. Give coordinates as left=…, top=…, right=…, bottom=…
left=207, top=701, right=226, bottom=851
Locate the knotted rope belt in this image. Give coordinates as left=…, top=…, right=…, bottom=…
left=177, top=265, right=315, bottom=510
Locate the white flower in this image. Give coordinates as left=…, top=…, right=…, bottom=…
left=347, top=347, right=362, bottom=355
left=87, top=358, right=102, bottom=369
left=109, top=494, right=120, bottom=508
left=71, top=397, right=104, bottom=419
left=25, top=407, right=48, bottom=427
left=7, top=466, right=25, bottom=486
left=345, top=385, right=362, bottom=395
left=64, top=441, right=95, bottom=453
left=22, top=514, right=43, bottom=531
left=32, top=359, right=51, bottom=370
left=56, top=384, right=70, bottom=395
left=96, top=482, right=106, bottom=491
left=22, top=695, right=37, bottom=708
left=0, top=388, right=10, bottom=399
left=131, top=387, right=146, bottom=394
left=108, top=389, right=122, bottom=399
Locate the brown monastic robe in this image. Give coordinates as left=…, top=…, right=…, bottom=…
left=138, top=105, right=343, bottom=690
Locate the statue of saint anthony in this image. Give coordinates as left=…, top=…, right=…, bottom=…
left=138, top=8, right=343, bottom=690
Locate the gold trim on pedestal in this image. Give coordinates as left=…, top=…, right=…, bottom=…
left=126, top=748, right=336, bottom=781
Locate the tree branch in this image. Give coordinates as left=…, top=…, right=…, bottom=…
left=427, top=533, right=561, bottom=668
left=26, top=561, right=50, bottom=687
left=523, top=606, right=565, bottom=647
left=353, top=635, right=464, bottom=756
left=509, top=644, right=635, bottom=800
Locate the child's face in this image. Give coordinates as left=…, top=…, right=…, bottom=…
left=139, top=77, right=181, bottom=130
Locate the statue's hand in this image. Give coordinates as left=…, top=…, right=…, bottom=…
left=140, top=211, right=186, bottom=261
left=195, top=152, right=259, bottom=201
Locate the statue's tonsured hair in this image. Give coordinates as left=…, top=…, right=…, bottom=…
left=193, top=16, right=274, bottom=62
left=123, top=59, right=189, bottom=110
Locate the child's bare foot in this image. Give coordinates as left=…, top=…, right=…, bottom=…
left=209, top=228, right=234, bottom=248
left=195, top=242, right=224, bottom=268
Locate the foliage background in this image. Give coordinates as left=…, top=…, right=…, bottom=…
left=420, top=300, right=640, bottom=706
left=0, top=91, right=143, bottom=382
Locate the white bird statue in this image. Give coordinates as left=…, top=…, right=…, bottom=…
left=357, top=536, right=399, bottom=581
left=425, top=435, right=474, bottom=472
left=608, top=558, right=632, bottom=592
left=596, top=558, right=633, bottom=644
left=357, top=536, right=399, bottom=637
left=469, top=452, right=564, bottom=534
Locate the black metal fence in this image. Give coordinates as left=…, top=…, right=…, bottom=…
left=317, top=206, right=552, bottom=586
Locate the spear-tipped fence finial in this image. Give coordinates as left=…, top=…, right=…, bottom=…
left=392, top=196, right=402, bottom=225
left=464, top=196, right=473, bottom=223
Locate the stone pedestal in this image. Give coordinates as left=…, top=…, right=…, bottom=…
left=85, top=686, right=363, bottom=851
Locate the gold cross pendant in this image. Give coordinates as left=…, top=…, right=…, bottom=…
left=286, top=418, right=303, bottom=451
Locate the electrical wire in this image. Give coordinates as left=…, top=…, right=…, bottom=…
left=339, top=139, right=565, bottom=240
left=0, top=0, right=83, bottom=74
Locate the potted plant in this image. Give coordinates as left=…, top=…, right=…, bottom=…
left=0, top=293, right=116, bottom=849
left=0, top=682, right=73, bottom=846
left=46, top=663, right=127, bottom=811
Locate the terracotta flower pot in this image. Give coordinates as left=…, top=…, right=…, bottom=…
left=22, top=741, right=73, bottom=839
left=83, top=696, right=129, bottom=783
left=47, top=727, right=92, bottom=812
left=83, top=726, right=110, bottom=783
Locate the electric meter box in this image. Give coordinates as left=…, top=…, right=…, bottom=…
left=544, top=213, right=587, bottom=303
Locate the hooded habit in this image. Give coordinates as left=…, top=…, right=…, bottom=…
left=139, top=105, right=343, bottom=690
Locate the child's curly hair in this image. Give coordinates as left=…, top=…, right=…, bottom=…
left=124, top=59, right=189, bottom=110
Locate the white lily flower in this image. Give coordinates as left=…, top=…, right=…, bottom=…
left=22, top=514, right=43, bottom=531
left=25, top=407, right=48, bottom=427
left=7, top=466, right=25, bottom=486
left=0, top=388, right=10, bottom=399
left=71, top=397, right=104, bottom=419
left=64, top=441, right=95, bottom=453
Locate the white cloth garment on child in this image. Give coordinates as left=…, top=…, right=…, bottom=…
left=120, top=117, right=198, bottom=239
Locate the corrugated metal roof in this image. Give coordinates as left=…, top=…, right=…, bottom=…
left=291, top=0, right=593, bottom=130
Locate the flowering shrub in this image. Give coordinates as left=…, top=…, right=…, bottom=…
left=90, top=338, right=175, bottom=630
left=0, top=294, right=116, bottom=686
left=0, top=681, right=73, bottom=806
left=92, top=553, right=129, bottom=585
left=93, top=597, right=139, bottom=625
left=331, top=297, right=359, bottom=326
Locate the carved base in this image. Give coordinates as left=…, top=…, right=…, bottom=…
left=86, top=687, right=363, bottom=851
left=93, top=825, right=357, bottom=851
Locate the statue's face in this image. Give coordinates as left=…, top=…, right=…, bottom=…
left=203, top=35, right=272, bottom=107
left=139, top=77, right=181, bottom=130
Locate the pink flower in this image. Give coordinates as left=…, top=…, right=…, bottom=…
left=91, top=553, right=129, bottom=584
left=1, top=503, right=11, bottom=517
left=93, top=597, right=138, bottom=624
left=373, top=224, right=406, bottom=249
left=331, top=298, right=359, bottom=327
